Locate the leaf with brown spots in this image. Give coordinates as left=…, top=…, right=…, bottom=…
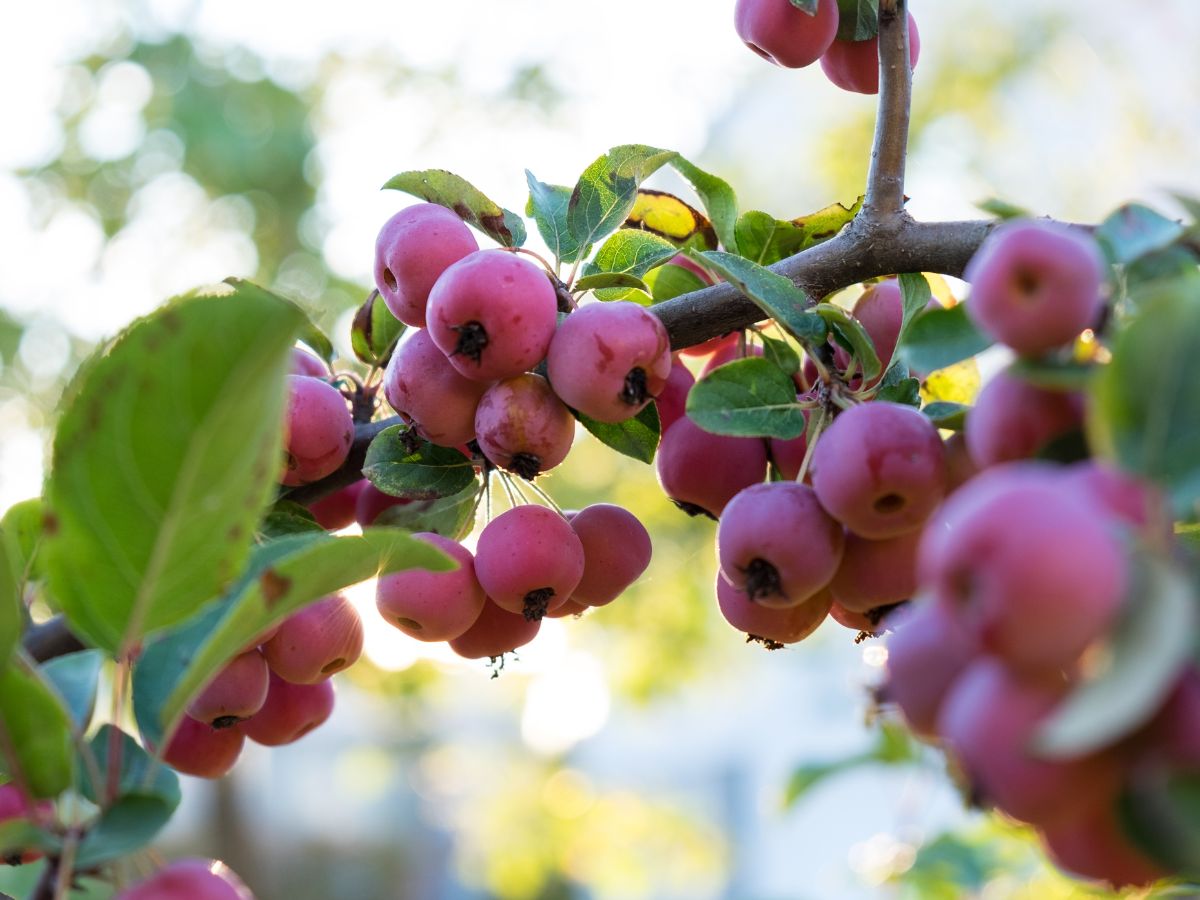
left=384, top=169, right=527, bottom=248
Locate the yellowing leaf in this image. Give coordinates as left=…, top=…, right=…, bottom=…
left=921, top=358, right=981, bottom=406
left=625, top=190, right=717, bottom=249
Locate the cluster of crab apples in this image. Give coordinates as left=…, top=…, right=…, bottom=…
left=734, top=0, right=920, bottom=94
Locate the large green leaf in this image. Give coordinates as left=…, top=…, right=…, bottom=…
left=1090, top=285, right=1200, bottom=519
left=384, top=169, right=526, bottom=248
left=575, top=403, right=661, bottom=464
left=350, top=290, right=405, bottom=368
left=1, top=498, right=46, bottom=584
left=372, top=480, right=482, bottom=539
left=567, top=145, right=678, bottom=251
left=41, top=650, right=104, bottom=734
left=1095, top=203, right=1184, bottom=267
left=42, top=280, right=304, bottom=654
left=692, top=251, right=828, bottom=348
left=897, top=304, right=993, bottom=376
left=363, top=426, right=478, bottom=500
left=1033, top=558, right=1197, bottom=758
left=0, top=662, right=74, bottom=798
left=897, top=272, right=933, bottom=341
left=815, top=303, right=882, bottom=383
left=584, top=229, right=679, bottom=300
left=667, top=157, right=739, bottom=254
left=132, top=529, right=451, bottom=748
left=687, top=358, right=807, bottom=439
left=0, top=534, right=19, bottom=672
left=835, top=0, right=880, bottom=41
left=525, top=172, right=589, bottom=265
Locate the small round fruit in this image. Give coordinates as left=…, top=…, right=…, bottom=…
left=160, top=715, right=245, bottom=779
left=262, top=593, right=364, bottom=683
left=290, top=348, right=328, bottom=379
left=848, top=279, right=904, bottom=378
left=186, top=649, right=269, bottom=728
left=374, top=203, right=479, bottom=327
left=241, top=672, right=335, bottom=746
left=716, top=576, right=832, bottom=645
left=828, top=528, right=921, bottom=614
left=474, top=373, right=575, bottom=478
left=569, top=504, right=653, bottom=606
left=115, top=858, right=255, bottom=900
left=655, top=356, right=695, bottom=433
left=768, top=414, right=809, bottom=481
left=656, top=416, right=769, bottom=520
left=698, top=341, right=762, bottom=379
left=883, top=601, right=974, bottom=738
left=820, top=13, right=921, bottom=94
left=964, top=220, right=1105, bottom=357
left=376, top=533, right=486, bottom=642
left=810, top=402, right=947, bottom=539
left=281, top=375, right=354, bottom=487
left=473, top=505, right=584, bottom=620
left=308, top=480, right=365, bottom=531
left=717, top=482, right=843, bottom=608
left=449, top=599, right=541, bottom=659
left=426, top=250, right=558, bottom=381
left=546, top=301, right=673, bottom=423
left=355, top=482, right=413, bottom=527
left=1040, top=801, right=1166, bottom=890
left=964, top=367, right=1084, bottom=468
left=735, top=0, right=840, bottom=69
left=383, top=328, right=493, bottom=447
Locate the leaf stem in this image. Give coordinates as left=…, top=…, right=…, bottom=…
left=795, top=408, right=828, bottom=485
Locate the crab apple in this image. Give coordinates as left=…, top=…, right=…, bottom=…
left=376, top=533, right=486, bottom=641
left=426, top=250, right=558, bottom=381
left=964, top=220, right=1105, bottom=357
left=115, top=858, right=255, bottom=900
left=837, top=280, right=903, bottom=380
left=186, top=649, right=269, bottom=728
left=810, top=401, right=948, bottom=539
left=160, top=715, right=245, bottom=779
left=546, top=301, right=672, bottom=423
left=735, top=0, right=839, bottom=68
left=698, top=341, right=762, bottom=379
left=290, top=347, right=328, bottom=379
left=1040, top=802, right=1166, bottom=890
left=654, top=356, right=695, bottom=433
left=964, top=368, right=1084, bottom=468
left=922, top=465, right=1127, bottom=673
left=473, top=505, right=584, bottom=620
left=828, top=601, right=875, bottom=634
left=942, top=431, right=978, bottom=493
left=281, top=375, right=354, bottom=487
left=938, top=659, right=1123, bottom=826
left=882, top=601, right=975, bottom=738
left=716, top=576, right=832, bottom=645
left=474, top=374, right=575, bottom=478
left=828, top=528, right=920, bottom=614
left=682, top=331, right=739, bottom=360
left=656, top=416, right=769, bottom=519
left=308, top=479, right=365, bottom=531
left=263, top=593, right=363, bottom=683
left=374, top=203, right=479, bottom=327
left=355, top=482, right=413, bottom=527
left=383, top=328, right=492, bottom=448
left=546, top=598, right=589, bottom=618
left=568, top=504, right=653, bottom=606
left=241, top=672, right=335, bottom=746
left=820, top=13, right=921, bottom=94
left=449, top=598, right=542, bottom=659
left=717, top=482, right=843, bottom=608
left=1063, top=460, right=1172, bottom=544
left=0, top=784, right=53, bottom=865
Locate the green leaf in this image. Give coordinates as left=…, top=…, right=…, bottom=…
left=42, top=280, right=304, bottom=654
left=567, top=145, right=678, bottom=251
left=692, top=251, right=828, bottom=348
left=1096, top=203, right=1185, bottom=266
left=41, top=650, right=104, bottom=733
left=573, top=272, right=650, bottom=294
left=875, top=376, right=921, bottom=406
left=921, top=401, right=969, bottom=430
left=575, top=403, right=661, bottom=464
left=784, top=723, right=917, bottom=806
left=734, top=198, right=862, bottom=267
left=297, top=320, right=335, bottom=365
left=1125, top=247, right=1200, bottom=306
left=1007, top=357, right=1095, bottom=392
left=1033, top=558, right=1197, bottom=758
left=374, top=477, right=481, bottom=539
left=897, top=272, right=933, bottom=340
left=1090, top=286, right=1200, bottom=518
left=897, top=304, right=993, bottom=376
left=646, top=262, right=707, bottom=303
left=384, top=169, right=526, bottom=248
left=760, top=334, right=801, bottom=377
left=350, top=290, right=405, bottom=368
left=0, top=818, right=60, bottom=861
left=666, top=157, right=740, bottom=254
left=76, top=795, right=178, bottom=870
left=687, top=358, right=807, bottom=439
left=0, top=662, right=74, bottom=798
left=2, top=498, right=47, bottom=584
left=835, top=0, right=880, bottom=41
left=257, top=499, right=324, bottom=541
left=787, top=0, right=819, bottom=12
left=1120, top=768, right=1200, bottom=877
left=362, top=426, right=477, bottom=500
left=133, top=529, right=452, bottom=748
left=584, top=229, right=679, bottom=300
left=816, top=303, right=882, bottom=383
left=976, top=198, right=1030, bottom=220
left=0, top=537, right=19, bottom=673
left=525, top=172, right=589, bottom=265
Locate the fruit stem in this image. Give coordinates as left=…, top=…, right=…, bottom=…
left=523, top=478, right=566, bottom=516
left=795, top=408, right=828, bottom=484
left=513, top=246, right=558, bottom=276
left=863, top=0, right=913, bottom=220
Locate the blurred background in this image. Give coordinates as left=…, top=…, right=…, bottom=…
left=2, top=0, right=1199, bottom=897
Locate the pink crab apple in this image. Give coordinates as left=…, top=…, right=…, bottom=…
left=383, top=328, right=494, bottom=448
left=828, top=527, right=921, bottom=614
left=964, top=220, right=1105, bottom=357
left=426, top=250, right=558, bottom=381
left=831, top=280, right=904, bottom=382
left=241, top=672, right=335, bottom=746
left=262, top=593, right=364, bottom=684
left=820, top=13, right=921, bottom=94
left=160, top=715, right=245, bottom=779
left=474, top=373, right=575, bottom=478
left=449, top=598, right=542, bottom=660
left=473, top=505, right=584, bottom=620
left=735, top=0, right=840, bottom=69
left=568, top=503, right=653, bottom=606
left=716, top=576, right=832, bottom=646
left=376, top=533, right=486, bottom=642
left=919, top=463, right=1127, bottom=674
left=281, top=375, right=354, bottom=487
left=115, top=858, right=255, bottom=900
left=307, top=479, right=365, bottom=531
left=717, top=482, right=843, bottom=608
left=374, top=203, right=479, bottom=327
left=698, top=341, right=762, bottom=379
left=355, top=482, right=413, bottom=527
left=290, top=347, right=328, bottom=379
left=964, top=367, right=1084, bottom=468
left=546, top=300, right=672, bottom=423
left=655, top=356, right=695, bottom=433
left=882, top=601, right=975, bottom=738
left=810, top=401, right=948, bottom=539
left=655, top=416, right=769, bottom=519
left=1040, top=801, right=1166, bottom=890
left=937, top=659, right=1124, bottom=826
left=186, top=649, right=269, bottom=728
left=768, top=411, right=809, bottom=480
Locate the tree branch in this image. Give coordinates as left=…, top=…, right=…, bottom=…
left=864, top=0, right=913, bottom=219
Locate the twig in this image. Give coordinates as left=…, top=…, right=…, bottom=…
left=864, top=0, right=913, bottom=219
